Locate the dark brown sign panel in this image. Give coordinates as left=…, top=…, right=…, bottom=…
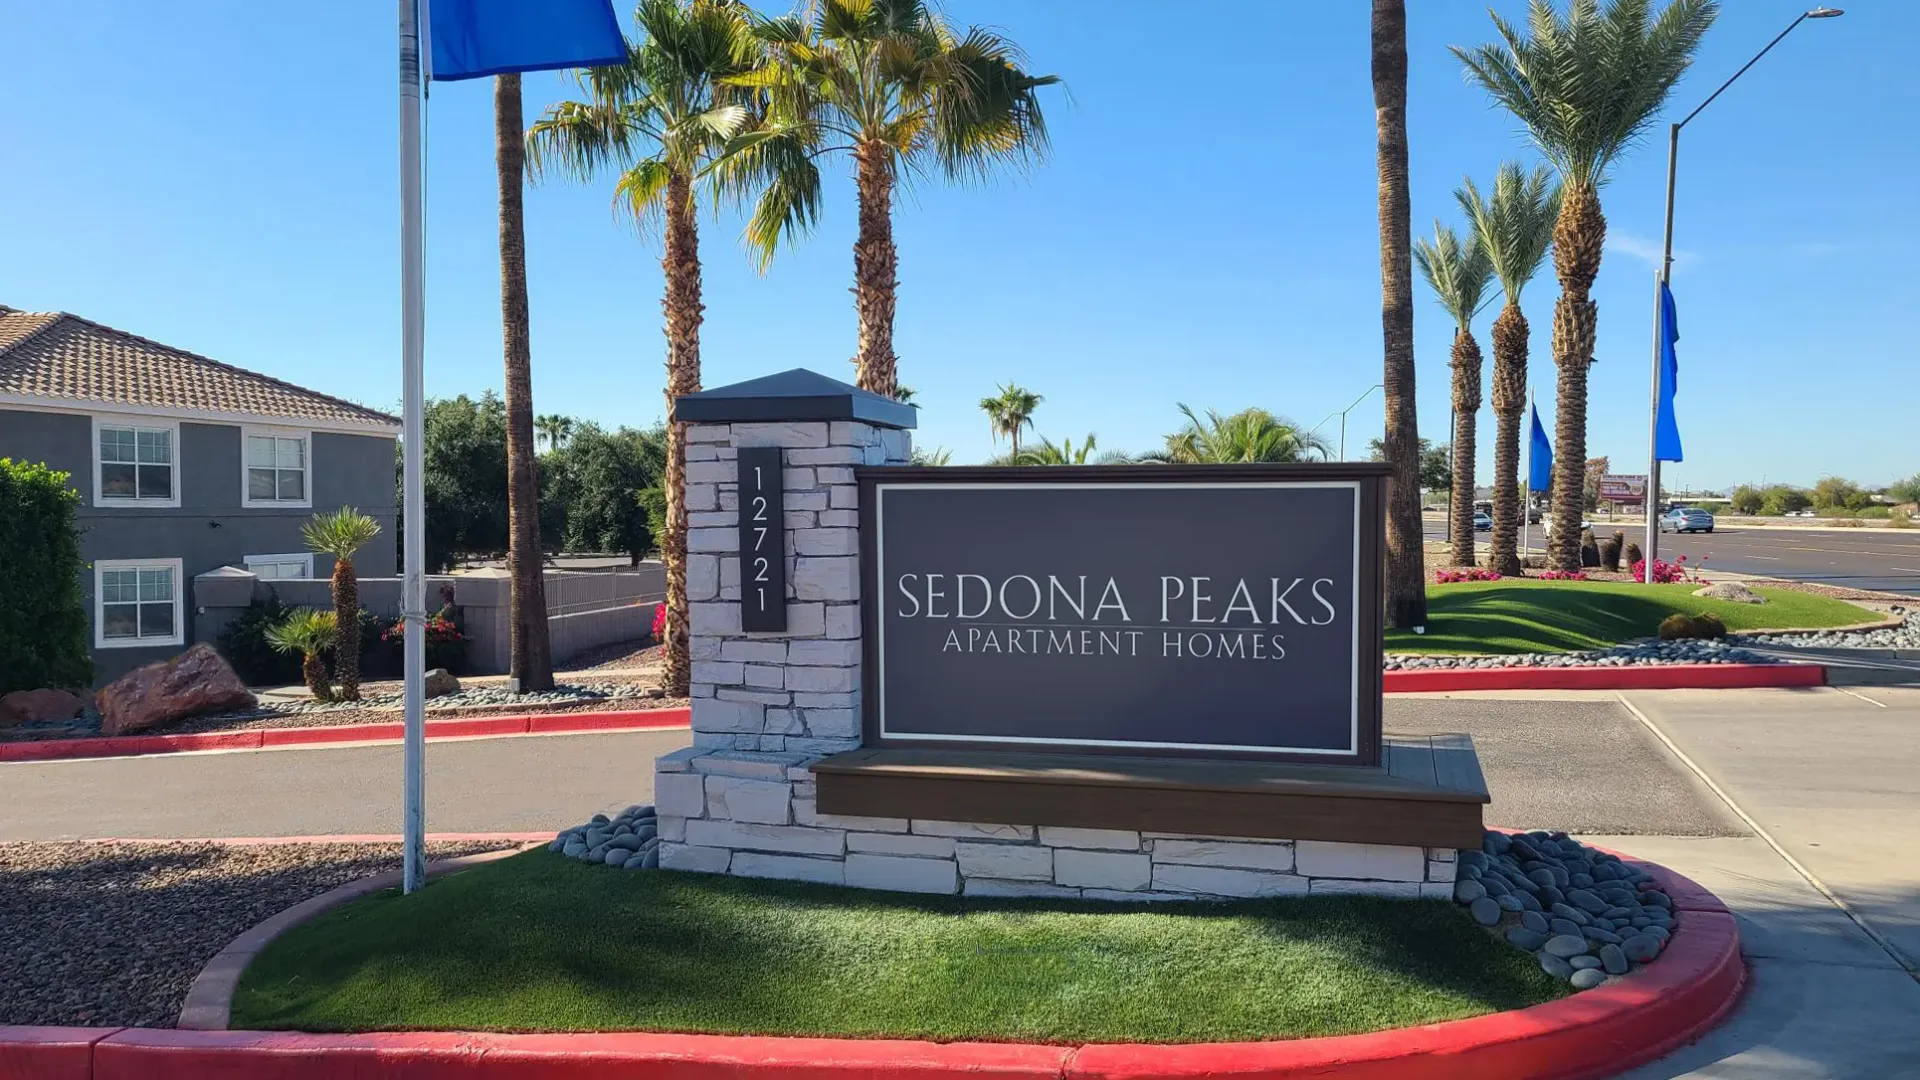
left=860, top=465, right=1386, bottom=764
left=738, top=447, right=787, bottom=632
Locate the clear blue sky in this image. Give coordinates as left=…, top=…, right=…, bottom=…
left=2, top=2, right=1912, bottom=490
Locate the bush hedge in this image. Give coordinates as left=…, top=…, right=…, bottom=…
left=0, top=459, right=91, bottom=693
left=1658, top=612, right=1727, bottom=640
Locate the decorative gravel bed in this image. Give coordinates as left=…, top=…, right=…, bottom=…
left=1386, top=638, right=1778, bottom=669
left=551, top=803, right=659, bottom=869
left=251, top=681, right=666, bottom=718
left=0, top=839, right=520, bottom=1028
left=1738, top=610, right=1916, bottom=650
left=1449, top=830, right=1676, bottom=990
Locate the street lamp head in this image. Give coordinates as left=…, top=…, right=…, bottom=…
left=1806, top=7, right=1843, bottom=17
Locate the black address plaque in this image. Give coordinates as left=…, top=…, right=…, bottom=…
left=737, top=447, right=787, bottom=631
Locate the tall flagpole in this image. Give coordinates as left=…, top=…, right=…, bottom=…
left=398, top=0, right=429, bottom=893
left=1643, top=270, right=1665, bottom=584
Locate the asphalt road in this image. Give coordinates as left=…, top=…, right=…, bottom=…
left=1426, top=513, right=1920, bottom=595
left=0, top=730, right=688, bottom=841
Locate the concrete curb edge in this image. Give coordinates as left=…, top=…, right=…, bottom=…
left=0, top=851, right=1744, bottom=1080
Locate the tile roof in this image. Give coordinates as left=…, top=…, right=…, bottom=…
left=0, top=306, right=398, bottom=430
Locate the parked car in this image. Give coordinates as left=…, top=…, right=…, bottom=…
left=1660, top=507, right=1715, bottom=534
left=1472, top=511, right=1493, bottom=531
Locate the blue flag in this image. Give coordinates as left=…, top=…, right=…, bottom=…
left=428, top=0, right=627, bottom=82
left=1655, top=281, right=1684, bottom=462
left=1528, top=404, right=1553, bottom=492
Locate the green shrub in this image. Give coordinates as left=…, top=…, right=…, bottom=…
left=1889, top=515, right=1914, bottom=529
left=216, top=592, right=304, bottom=686
left=1857, top=506, right=1891, bottom=520
left=0, top=459, right=91, bottom=693
left=1599, top=530, right=1625, bottom=572
left=1758, top=485, right=1812, bottom=516
left=1623, top=540, right=1644, bottom=568
left=1579, top=528, right=1600, bottom=569
left=1658, top=612, right=1726, bottom=640
left=1815, top=506, right=1857, bottom=519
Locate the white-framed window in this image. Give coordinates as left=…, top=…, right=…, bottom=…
left=244, top=553, right=314, bottom=580
left=92, top=415, right=180, bottom=507
left=94, top=558, right=184, bottom=649
left=242, top=427, right=312, bottom=508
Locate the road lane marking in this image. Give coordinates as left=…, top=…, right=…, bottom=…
left=1743, top=556, right=1780, bottom=561
left=1894, top=567, right=1920, bottom=574
left=1616, top=692, right=1919, bottom=981
left=1833, top=687, right=1890, bottom=708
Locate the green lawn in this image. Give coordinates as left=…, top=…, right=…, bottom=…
left=1387, top=580, right=1873, bottom=655
left=232, top=851, right=1562, bottom=1043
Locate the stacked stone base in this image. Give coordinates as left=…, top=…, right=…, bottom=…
left=656, top=748, right=1459, bottom=900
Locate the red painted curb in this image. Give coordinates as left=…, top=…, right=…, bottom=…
left=91, top=1030, right=1074, bottom=1080
left=0, top=862, right=1745, bottom=1080
left=0, top=1026, right=118, bottom=1080
left=0, top=707, right=690, bottom=764
left=1385, top=661, right=1824, bottom=693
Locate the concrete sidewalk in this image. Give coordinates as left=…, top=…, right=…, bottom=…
left=1601, top=685, right=1920, bottom=1078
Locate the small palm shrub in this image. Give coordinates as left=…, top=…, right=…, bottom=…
left=1579, top=528, right=1601, bottom=568
left=265, top=609, right=338, bottom=701
left=1624, top=540, right=1644, bottom=567
left=303, top=508, right=383, bottom=701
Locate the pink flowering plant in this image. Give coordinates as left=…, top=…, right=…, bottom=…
left=1630, top=553, right=1711, bottom=585
left=1536, top=569, right=1588, bottom=581
left=651, top=602, right=668, bottom=642
left=1434, top=567, right=1503, bottom=583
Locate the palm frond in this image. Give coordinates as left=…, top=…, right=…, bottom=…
left=302, top=508, right=381, bottom=559
left=1414, top=221, right=1495, bottom=330
left=1457, top=161, right=1561, bottom=305
left=1454, top=0, right=1718, bottom=189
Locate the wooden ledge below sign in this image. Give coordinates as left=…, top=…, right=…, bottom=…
left=812, top=735, right=1489, bottom=850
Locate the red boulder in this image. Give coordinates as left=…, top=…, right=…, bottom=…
left=97, top=644, right=257, bottom=736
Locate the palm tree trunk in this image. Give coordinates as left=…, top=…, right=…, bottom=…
left=1488, top=304, right=1527, bottom=577
left=852, top=140, right=899, bottom=398
left=1373, top=0, right=1425, bottom=627
left=301, top=653, right=331, bottom=702
left=496, top=73, right=554, bottom=692
left=1448, top=328, right=1483, bottom=568
left=661, top=168, right=704, bottom=699
left=331, top=558, right=361, bottom=700
left=1548, top=183, right=1604, bottom=572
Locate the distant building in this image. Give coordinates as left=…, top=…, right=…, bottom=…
left=0, top=305, right=398, bottom=684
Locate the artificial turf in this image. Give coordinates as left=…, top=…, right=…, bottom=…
left=232, top=850, right=1564, bottom=1042
left=1385, top=580, right=1873, bottom=655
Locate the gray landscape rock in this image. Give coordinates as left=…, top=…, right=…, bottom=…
left=1569, top=955, right=1603, bottom=971
left=1455, top=879, right=1487, bottom=903
left=423, top=668, right=461, bottom=698
left=1539, top=954, right=1575, bottom=981
left=1516, top=891, right=1542, bottom=912
left=1521, top=910, right=1549, bottom=934
left=1623, top=935, right=1662, bottom=963
left=622, top=853, right=649, bottom=869
left=603, top=848, right=628, bottom=867
left=1600, top=943, right=1629, bottom=975
left=1496, top=894, right=1524, bottom=912
left=1469, top=897, right=1501, bottom=926
left=1551, top=902, right=1590, bottom=926
left=1568, top=889, right=1609, bottom=915
left=1550, top=918, right=1584, bottom=937
left=1603, top=906, right=1640, bottom=920
left=1480, top=875, right=1511, bottom=897
left=1582, top=926, right=1623, bottom=945
left=1506, top=928, right=1548, bottom=951
left=1570, top=968, right=1608, bottom=990
left=1694, top=582, right=1767, bottom=604
left=1544, top=934, right=1591, bottom=959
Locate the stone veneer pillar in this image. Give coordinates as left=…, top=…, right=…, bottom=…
left=654, top=371, right=1461, bottom=900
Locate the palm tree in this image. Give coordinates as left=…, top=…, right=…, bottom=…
left=1414, top=222, right=1494, bottom=568
left=265, top=609, right=337, bottom=703
left=1455, top=0, right=1717, bottom=570
left=536, top=414, right=576, bottom=452
left=1154, top=405, right=1331, bottom=464
left=1013, top=434, right=1133, bottom=466
left=980, top=384, right=1043, bottom=456
left=908, top=445, right=951, bottom=466
left=302, top=509, right=382, bottom=701
left=528, top=0, right=759, bottom=698
left=718, top=0, right=1057, bottom=396
left=497, top=74, right=554, bottom=693
left=1458, top=163, right=1560, bottom=576
left=1374, top=0, right=1424, bottom=628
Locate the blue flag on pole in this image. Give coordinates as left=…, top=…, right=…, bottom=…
left=1655, top=281, right=1684, bottom=462
left=428, top=0, right=627, bottom=82
left=1528, top=404, right=1553, bottom=492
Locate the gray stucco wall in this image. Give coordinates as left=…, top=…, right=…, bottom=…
left=1, top=406, right=397, bottom=686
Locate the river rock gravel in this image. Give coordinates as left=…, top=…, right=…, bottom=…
left=1452, top=830, right=1677, bottom=992
left=0, top=839, right=517, bottom=1028
left=1385, top=638, right=1780, bottom=670
left=1735, top=610, right=1916, bottom=651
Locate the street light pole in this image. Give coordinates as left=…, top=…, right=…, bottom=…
left=1643, top=6, right=1841, bottom=583
left=1312, top=383, right=1384, bottom=461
